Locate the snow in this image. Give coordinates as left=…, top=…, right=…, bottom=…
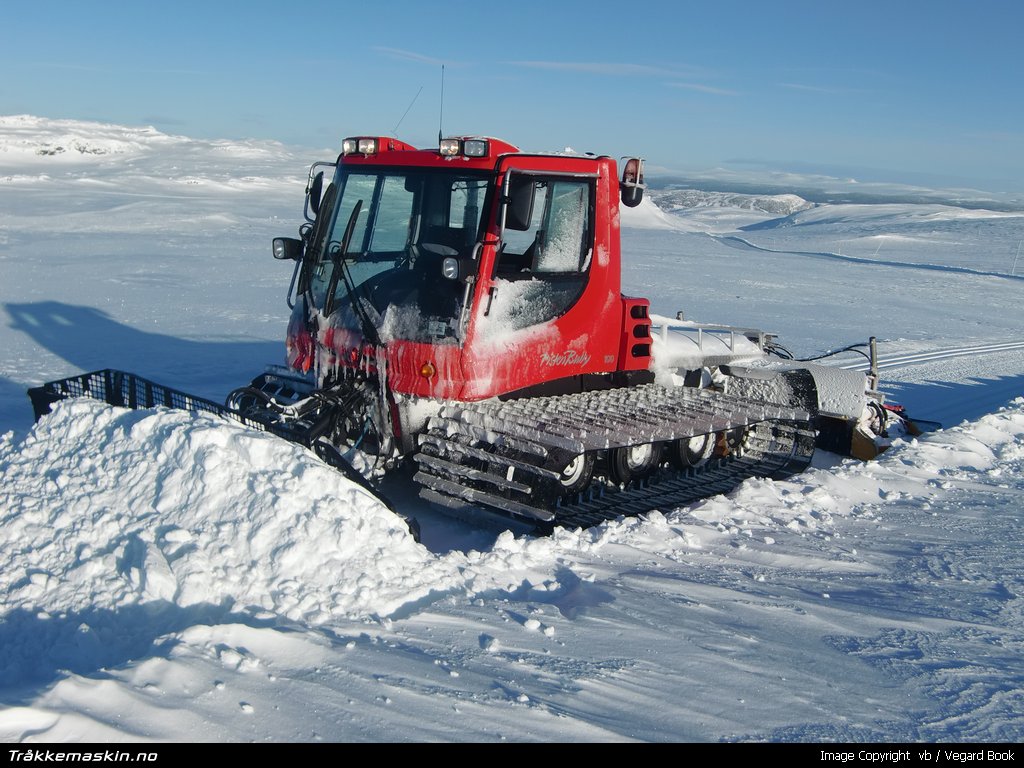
left=0, top=400, right=442, bottom=630
left=1, top=117, right=1023, bottom=742
left=618, top=194, right=695, bottom=231
left=476, top=277, right=560, bottom=337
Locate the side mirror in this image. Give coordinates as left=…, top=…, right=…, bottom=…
left=308, top=172, right=324, bottom=217
left=505, top=175, right=536, bottom=231
left=273, top=237, right=304, bottom=261
left=620, top=157, right=645, bottom=208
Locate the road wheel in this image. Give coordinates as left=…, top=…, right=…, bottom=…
left=556, top=452, right=595, bottom=494
left=536, top=451, right=595, bottom=507
left=669, top=432, right=715, bottom=469
left=609, top=442, right=662, bottom=484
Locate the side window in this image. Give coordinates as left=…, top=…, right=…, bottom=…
left=496, top=177, right=592, bottom=276
left=485, top=174, right=594, bottom=332
left=497, top=182, right=548, bottom=271
left=533, top=181, right=590, bottom=273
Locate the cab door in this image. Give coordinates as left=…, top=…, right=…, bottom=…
left=461, top=157, right=623, bottom=399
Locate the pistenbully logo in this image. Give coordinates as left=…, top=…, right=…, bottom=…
left=540, top=349, right=590, bottom=366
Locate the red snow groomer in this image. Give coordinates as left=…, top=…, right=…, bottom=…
left=30, top=135, right=912, bottom=532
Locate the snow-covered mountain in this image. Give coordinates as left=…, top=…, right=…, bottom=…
left=0, top=114, right=173, bottom=162
left=651, top=187, right=814, bottom=216
left=1, top=117, right=1022, bottom=742
left=0, top=114, right=299, bottom=164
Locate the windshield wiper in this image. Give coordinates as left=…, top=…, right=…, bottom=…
left=323, top=201, right=383, bottom=347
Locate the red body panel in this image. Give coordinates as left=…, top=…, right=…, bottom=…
left=385, top=340, right=465, bottom=400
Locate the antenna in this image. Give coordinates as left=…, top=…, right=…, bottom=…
left=438, top=64, right=445, bottom=143
left=392, top=86, right=423, bottom=135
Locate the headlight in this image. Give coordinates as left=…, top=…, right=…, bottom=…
left=439, top=138, right=461, bottom=156
left=439, top=138, right=490, bottom=158
left=342, top=137, right=379, bottom=155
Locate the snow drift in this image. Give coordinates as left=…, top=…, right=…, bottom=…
left=0, top=400, right=602, bottom=655
left=0, top=400, right=441, bottom=627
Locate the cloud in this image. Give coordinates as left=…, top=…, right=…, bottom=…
left=508, top=60, right=701, bottom=78
left=665, top=82, right=738, bottom=96
left=373, top=47, right=451, bottom=67
left=778, top=82, right=840, bottom=94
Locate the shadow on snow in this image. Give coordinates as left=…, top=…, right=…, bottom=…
left=881, top=372, right=1024, bottom=430
left=2, top=301, right=281, bottom=431
left=0, top=601, right=282, bottom=703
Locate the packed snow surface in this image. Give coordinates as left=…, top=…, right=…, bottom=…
left=2, top=395, right=1022, bottom=741
left=1, top=117, right=1023, bottom=742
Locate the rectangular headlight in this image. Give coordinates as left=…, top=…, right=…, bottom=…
left=341, top=138, right=358, bottom=155
left=357, top=138, right=378, bottom=154
left=439, top=138, right=461, bottom=157
left=462, top=139, right=488, bottom=157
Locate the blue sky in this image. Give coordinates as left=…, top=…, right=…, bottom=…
left=3, top=0, right=1022, bottom=191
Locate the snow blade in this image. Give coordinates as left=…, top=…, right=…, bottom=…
left=26, top=369, right=419, bottom=541
left=28, top=368, right=234, bottom=424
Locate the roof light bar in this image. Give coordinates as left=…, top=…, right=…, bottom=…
left=342, top=137, right=378, bottom=155
left=439, top=137, right=490, bottom=158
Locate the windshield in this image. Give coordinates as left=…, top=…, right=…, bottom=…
left=303, top=167, right=491, bottom=345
